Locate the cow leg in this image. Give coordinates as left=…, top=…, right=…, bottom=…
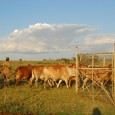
left=51, top=80, right=57, bottom=87
left=68, top=77, right=75, bottom=88
left=43, top=76, right=49, bottom=89
left=15, top=75, right=21, bottom=85
left=29, top=74, right=35, bottom=86
left=29, top=76, right=35, bottom=87
left=65, top=78, right=69, bottom=89
left=15, top=78, right=21, bottom=86
left=47, top=79, right=53, bottom=87
left=43, top=80, right=47, bottom=89
left=56, top=80, right=62, bottom=88
left=35, top=76, right=39, bottom=88
left=29, top=69, right=35, bottom=87
left=48, top=79, right=57, bottom=87
left=82, top=77, right=89, bottom=89
left=57, top=79, right=69, bottom=88
left=68, top=78, right=72, bottom=88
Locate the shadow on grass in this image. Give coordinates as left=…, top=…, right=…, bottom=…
left=92, top=107, right=101, bottom=115
left=0, top=79, right=4, bottom=89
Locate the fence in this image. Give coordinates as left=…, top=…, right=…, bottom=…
left=75, top=44, right=115, bottom=106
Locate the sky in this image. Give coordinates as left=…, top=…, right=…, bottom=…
left=0, top=0, right=115, bottom=60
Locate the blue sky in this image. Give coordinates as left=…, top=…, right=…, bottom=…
left=0, top=0, right=115, bottom=60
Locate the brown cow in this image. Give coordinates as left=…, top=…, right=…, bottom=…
left=78, top=63, right=112, bottom=89
left=15, top=64, right=34, bottom=85
left=30, top=64, right=76, bottom=89
left=68, top=63, right=81, bottom=88
left=43, top=65, right=76, bottom=89
left=29, top=65, right=56, bottom=88
left=29, top=65, right=44, bottom=87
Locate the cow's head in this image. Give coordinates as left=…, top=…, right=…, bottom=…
left=68, top=64, right=76, bottom=77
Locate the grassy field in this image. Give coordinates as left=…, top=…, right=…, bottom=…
left=0, top=60, right=115, bottom=115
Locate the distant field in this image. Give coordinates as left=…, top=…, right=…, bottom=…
left=0, top=60, right=115, bottom=115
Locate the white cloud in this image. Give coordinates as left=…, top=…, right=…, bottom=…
left=85, top=34, right=115, bottom=45
left=0, top=23, right=98, bottom=54
left=81, top=34, right=115, bottom=53
left=0, top=23, right=115, bottom=60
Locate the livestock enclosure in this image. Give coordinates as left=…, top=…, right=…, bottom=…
left=75, top=44, right=115, bottom=106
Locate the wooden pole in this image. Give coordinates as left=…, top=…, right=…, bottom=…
left=114, top=43, right=115, bottom=99
left=103, top=57, right=106, bottom=66
left=92, top=55, right=94, bottom=101
left=75, top=47, right=79, bottom=93
left=112, top=43, right=115, bottom=99
left=112, top=51, right=114, bottom=98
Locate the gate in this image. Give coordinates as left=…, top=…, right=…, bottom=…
left=75, top=44, right=115, bottom=106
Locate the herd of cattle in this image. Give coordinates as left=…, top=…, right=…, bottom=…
left=0, top=63, right=113, bottom=91
left=15, top=64, right=76, bottom=89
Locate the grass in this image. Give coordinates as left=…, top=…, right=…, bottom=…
left=0, top=84, right=115, bottom=115
left=0, top=60, right=115, bottom=115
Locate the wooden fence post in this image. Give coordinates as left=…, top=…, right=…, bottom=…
left=114, top=43, right=115, bottom=99
left=75, top=47, right=79, bottom=93
left=103, top=57, right=106, bottom=66
left=91, top=55, right=94, bottom=101
left=112, top=43, right=115, bottom=100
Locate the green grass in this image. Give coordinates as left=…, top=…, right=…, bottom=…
left=0, top=60, right=115, bottom=115
left=0, top=84, right=115, bottom=115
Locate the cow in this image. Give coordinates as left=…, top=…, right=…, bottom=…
left=78, top=63, right=112, bottom=89
left=29, top=65, right=44, bottom=87
left=68, top=63, right=81, bottom=88
left=29, top=64, right=76, bottom=89
left=29, top=65, right=57, bottom=88
left=15, top=64, right=34, bottom=85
